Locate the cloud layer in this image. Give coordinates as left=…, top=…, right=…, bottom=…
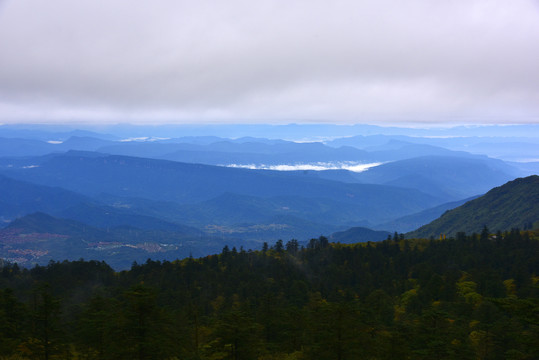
left=225, top=162, right=382, bottom=172
left=0, top=0, right=538, bottom=124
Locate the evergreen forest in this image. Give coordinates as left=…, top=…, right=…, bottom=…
left=0, top=229, right=538, bottom=359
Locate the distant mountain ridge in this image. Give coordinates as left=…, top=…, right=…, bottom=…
left=374, top=196, right=478, bottom=233
left=0, top=174, right=91, bottom=223
left=329, top=227, right=391, bottom=243
left=407, top=175, right=539, bottom=238
left=0, top=174, right=201, bottom=234
left=0, top=151, right=442, bottom=224
left=352, top=155, right=519, bottom=201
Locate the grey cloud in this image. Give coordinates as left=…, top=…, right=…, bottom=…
left=0, top=0, right=538, bottom=124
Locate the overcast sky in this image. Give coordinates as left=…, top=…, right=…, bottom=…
left=0, top=0, right=538, bottom=125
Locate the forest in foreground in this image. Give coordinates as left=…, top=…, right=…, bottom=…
left=0, top=229, right=538, bottom=360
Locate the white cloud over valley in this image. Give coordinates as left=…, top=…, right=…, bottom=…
left=225, top=162, right=382, bottom=172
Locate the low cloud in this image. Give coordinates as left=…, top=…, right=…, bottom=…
left=224, top=162, right=382, bottom=172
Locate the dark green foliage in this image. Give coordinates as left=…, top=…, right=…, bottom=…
left=0, top=288, right=28, bottom=356
left=28, top=284, right=66, bottom=359
left=0, top=231, right=538, bottom=359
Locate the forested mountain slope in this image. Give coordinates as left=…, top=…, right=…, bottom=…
left=408, top=175, right=539, bottom=238
left=0, top=232, right=537, bottom=359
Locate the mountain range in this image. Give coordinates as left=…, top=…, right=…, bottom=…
left=0, top=124, right=537, bottom=268
left=0, top=151, right=442, bottom=219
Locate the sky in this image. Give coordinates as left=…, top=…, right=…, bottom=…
left=0, top=0, right=538, bottom=126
